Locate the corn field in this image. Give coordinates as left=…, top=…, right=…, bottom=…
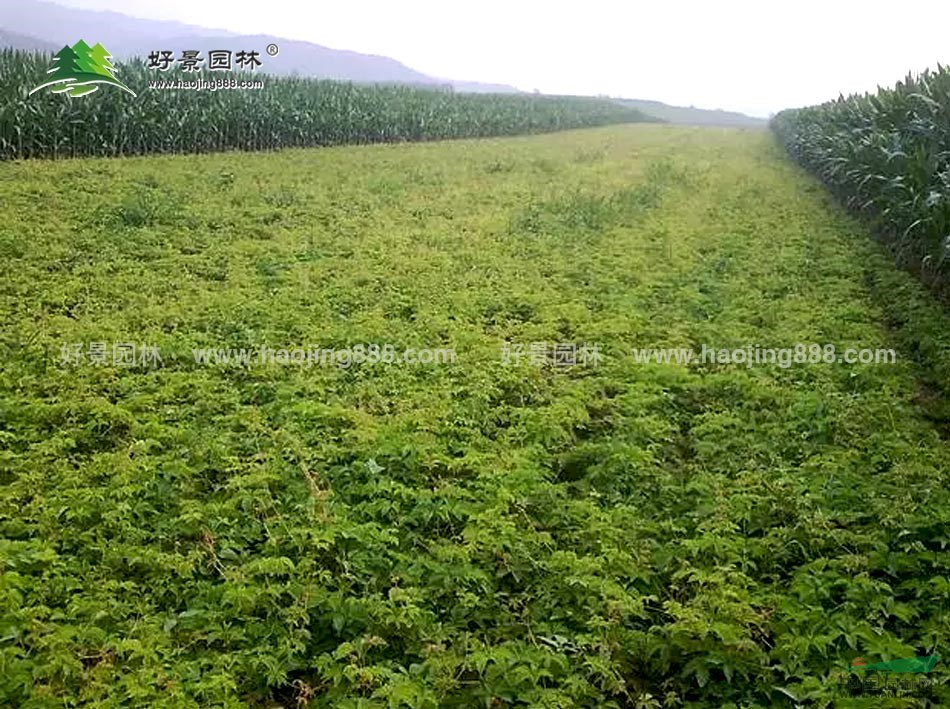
left=0, top=49, right=653, bottom=160
left=771, top=66, right=950, bottom=291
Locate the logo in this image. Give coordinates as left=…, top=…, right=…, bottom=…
left=29, top=40, right=135, bottom=98
left=837, top=653, right=941, bottom=697
left=849, top=654, right=940, bottom=674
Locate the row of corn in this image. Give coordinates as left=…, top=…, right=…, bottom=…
left=772, top=66, right=950, bottom=289
left=0, top=49, right=654, bottom=160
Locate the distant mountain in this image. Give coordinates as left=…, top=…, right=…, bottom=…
left=0, top=29, right=58, bottom=53
left=451, top=80, right=520, bottom=95
left=0, top=0, right=517, bottom=92
left=0, top=0, right=233, bottom=47
left=616, top=98, right=766, bottom=128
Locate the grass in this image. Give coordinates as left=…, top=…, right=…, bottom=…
left=1, top=124, right=949, bottom=707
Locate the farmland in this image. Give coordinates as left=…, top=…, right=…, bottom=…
left=2, top=124, right=949, bottom=706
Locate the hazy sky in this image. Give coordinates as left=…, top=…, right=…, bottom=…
left=50, top=0, right=950, bottom=117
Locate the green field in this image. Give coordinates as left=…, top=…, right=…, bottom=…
left=2, top=125, right=949, bottom=706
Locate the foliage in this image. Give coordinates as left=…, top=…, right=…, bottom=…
left=771, top=65, right=950, bottom=294
left=0, top=48, right=653, bottom=160
left=1, top=126, right=949, bottom=706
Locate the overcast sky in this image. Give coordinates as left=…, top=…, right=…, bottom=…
left=50, top=0, right=950, bottom=117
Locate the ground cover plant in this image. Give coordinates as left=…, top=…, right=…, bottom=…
left=1, top=124, right=949, bottom=706
left=771, top=65, right=950, bottom=297
left=0, top=49, right=652, bottom=160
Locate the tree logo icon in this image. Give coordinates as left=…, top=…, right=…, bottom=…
left=29, top=40, right=136, bottom=98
